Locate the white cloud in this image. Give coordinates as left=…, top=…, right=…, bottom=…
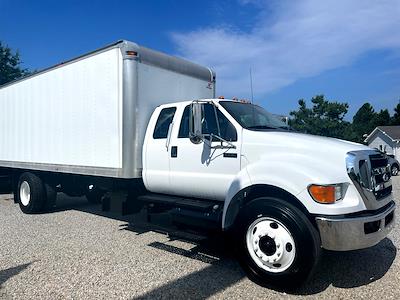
left=172, top=0, right=400, bottom=98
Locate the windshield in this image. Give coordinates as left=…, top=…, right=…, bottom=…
left=220, top=101, right=290, bottom=130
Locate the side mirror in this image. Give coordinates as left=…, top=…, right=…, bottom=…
left=189, top=102, right=203, bottom=144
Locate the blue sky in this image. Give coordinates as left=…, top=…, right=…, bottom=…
left=1, top=0, right=399, bottom=118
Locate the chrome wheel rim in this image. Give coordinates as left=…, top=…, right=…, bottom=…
left=20, top=181, right=31, bottom=206
left=246, top=217, right=296, bottom=273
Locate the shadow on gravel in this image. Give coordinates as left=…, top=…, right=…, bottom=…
left=7, top=194, right=396, bottom=297
left=294, top=238, right=397, bottom=295
left=134, top=263, right=244, bottom=299
left=123, top=223, right=245, bottom=299
left=122, top=221, right=396, bottom=297
left=0, top=262, right=32, bottom=287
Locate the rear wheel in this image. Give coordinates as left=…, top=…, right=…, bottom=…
left=235, top=197, right=321, bottom=288
left=16, top=172, right=46, bottom=214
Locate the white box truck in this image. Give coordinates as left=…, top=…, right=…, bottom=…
left=0, top=40, right=396, bottom=287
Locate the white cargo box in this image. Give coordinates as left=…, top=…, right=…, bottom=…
left=0, top=40, right=215, bottom=178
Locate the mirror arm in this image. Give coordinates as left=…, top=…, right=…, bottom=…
left=208, top=133, right=236, bottom=149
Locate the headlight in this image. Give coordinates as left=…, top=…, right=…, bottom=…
left=308, top=184, right=344, bottom=204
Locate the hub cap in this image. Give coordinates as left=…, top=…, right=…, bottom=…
left=246, top=217, right=296, bottom=273
left=20, top=181, right=31, bottom=206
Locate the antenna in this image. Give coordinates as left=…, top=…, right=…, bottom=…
left=249, top=67, right=254, bottom=103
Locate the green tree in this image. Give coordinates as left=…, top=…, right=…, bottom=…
left=375, top=109, right=390, bottom=126
left=391, top=102, right=400, bottom=125
left=289, top=95, right=350, bottom=139
left=350, top=103, right=377, bottom=143
left=0, top=41, right=29, bottom=85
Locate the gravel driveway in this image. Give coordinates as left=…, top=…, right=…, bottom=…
left=0, top=178, right=399, bottom=299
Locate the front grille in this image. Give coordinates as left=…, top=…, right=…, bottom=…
left=346, top=150, right=393, bottom=210
left=370, top=154, right=388, bottom=168
left=369, top=153, right=391, bottom=200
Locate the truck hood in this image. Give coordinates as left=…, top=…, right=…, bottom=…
left=242, top=130, right=370, bottom=156
left=241, top=129, right=372, bottom=183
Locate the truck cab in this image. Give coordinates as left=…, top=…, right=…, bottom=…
left=142, top=98, right=396, bottom=285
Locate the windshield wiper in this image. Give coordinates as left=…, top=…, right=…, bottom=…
left=245, top=125, right=279, bottom=130
left=277, top=126, right=292, bottom=131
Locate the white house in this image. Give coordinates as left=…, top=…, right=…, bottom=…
left=364, top=126, right=400, bottom=160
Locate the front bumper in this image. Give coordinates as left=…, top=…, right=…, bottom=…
left=315, top=201, right=396, bottom=251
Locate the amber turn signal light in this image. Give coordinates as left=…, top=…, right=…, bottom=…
left=125, top=51, right=138, bottom=56
left=308, top=184, right=341, bottom=204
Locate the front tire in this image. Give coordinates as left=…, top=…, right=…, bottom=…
left=16, top=173, right=46, bottom=214
left=235, top=197, right=321, bottom=288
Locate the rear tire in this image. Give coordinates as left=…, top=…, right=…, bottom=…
left=16, top=172, right=46, bottom=214
left=235, top=197, right=321, bottom=288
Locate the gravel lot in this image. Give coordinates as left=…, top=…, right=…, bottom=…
left=0, top=178, right=399, bottom=300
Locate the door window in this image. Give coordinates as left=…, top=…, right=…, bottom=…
left=153, top=107, right=176, bottom=139
left=178, top=106, right=191, bottom=138
left=178, top=104, right=237, bottom=141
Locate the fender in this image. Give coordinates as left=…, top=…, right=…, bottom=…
left=222, top=158, right=362, bottom=230
left=222, top=161, right=313, bottom=230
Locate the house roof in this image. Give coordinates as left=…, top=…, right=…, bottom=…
left=364, top=126, right=400, bottom=143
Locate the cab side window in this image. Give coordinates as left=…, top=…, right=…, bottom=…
left=178, top=105, right=190, bottom=138
left=178, top=104, right=237, bottom=141
left=216, top=109, right=237, bottom=142
left=153, top=107, right=176, bottom=139
left=202, top=104, right=219, bottom=135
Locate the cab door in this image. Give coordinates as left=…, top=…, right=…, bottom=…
left=143, top=106, right=177, bottom=194
left=168, top=103, right=240, bottom=201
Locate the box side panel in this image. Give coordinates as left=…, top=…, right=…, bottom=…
left=125, top=62, right=214, bottom=177
left=0, top=48, right=123, bottom=172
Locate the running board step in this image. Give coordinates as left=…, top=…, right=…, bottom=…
left=137, top=193, right=220, bottom=212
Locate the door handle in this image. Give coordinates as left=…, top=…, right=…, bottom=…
left=223, top=153, right=237, bottom=158
left=171, top=146, right=178, bottom=158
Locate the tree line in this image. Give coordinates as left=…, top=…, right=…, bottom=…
left=1, top=41, right=398, bottom=144
left=289, top=95, right=400, bottom=143
left=0, top=41, right=29, bottom=86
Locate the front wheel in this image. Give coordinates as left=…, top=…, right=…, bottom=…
left=235, top=197, right=321, bottom=288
